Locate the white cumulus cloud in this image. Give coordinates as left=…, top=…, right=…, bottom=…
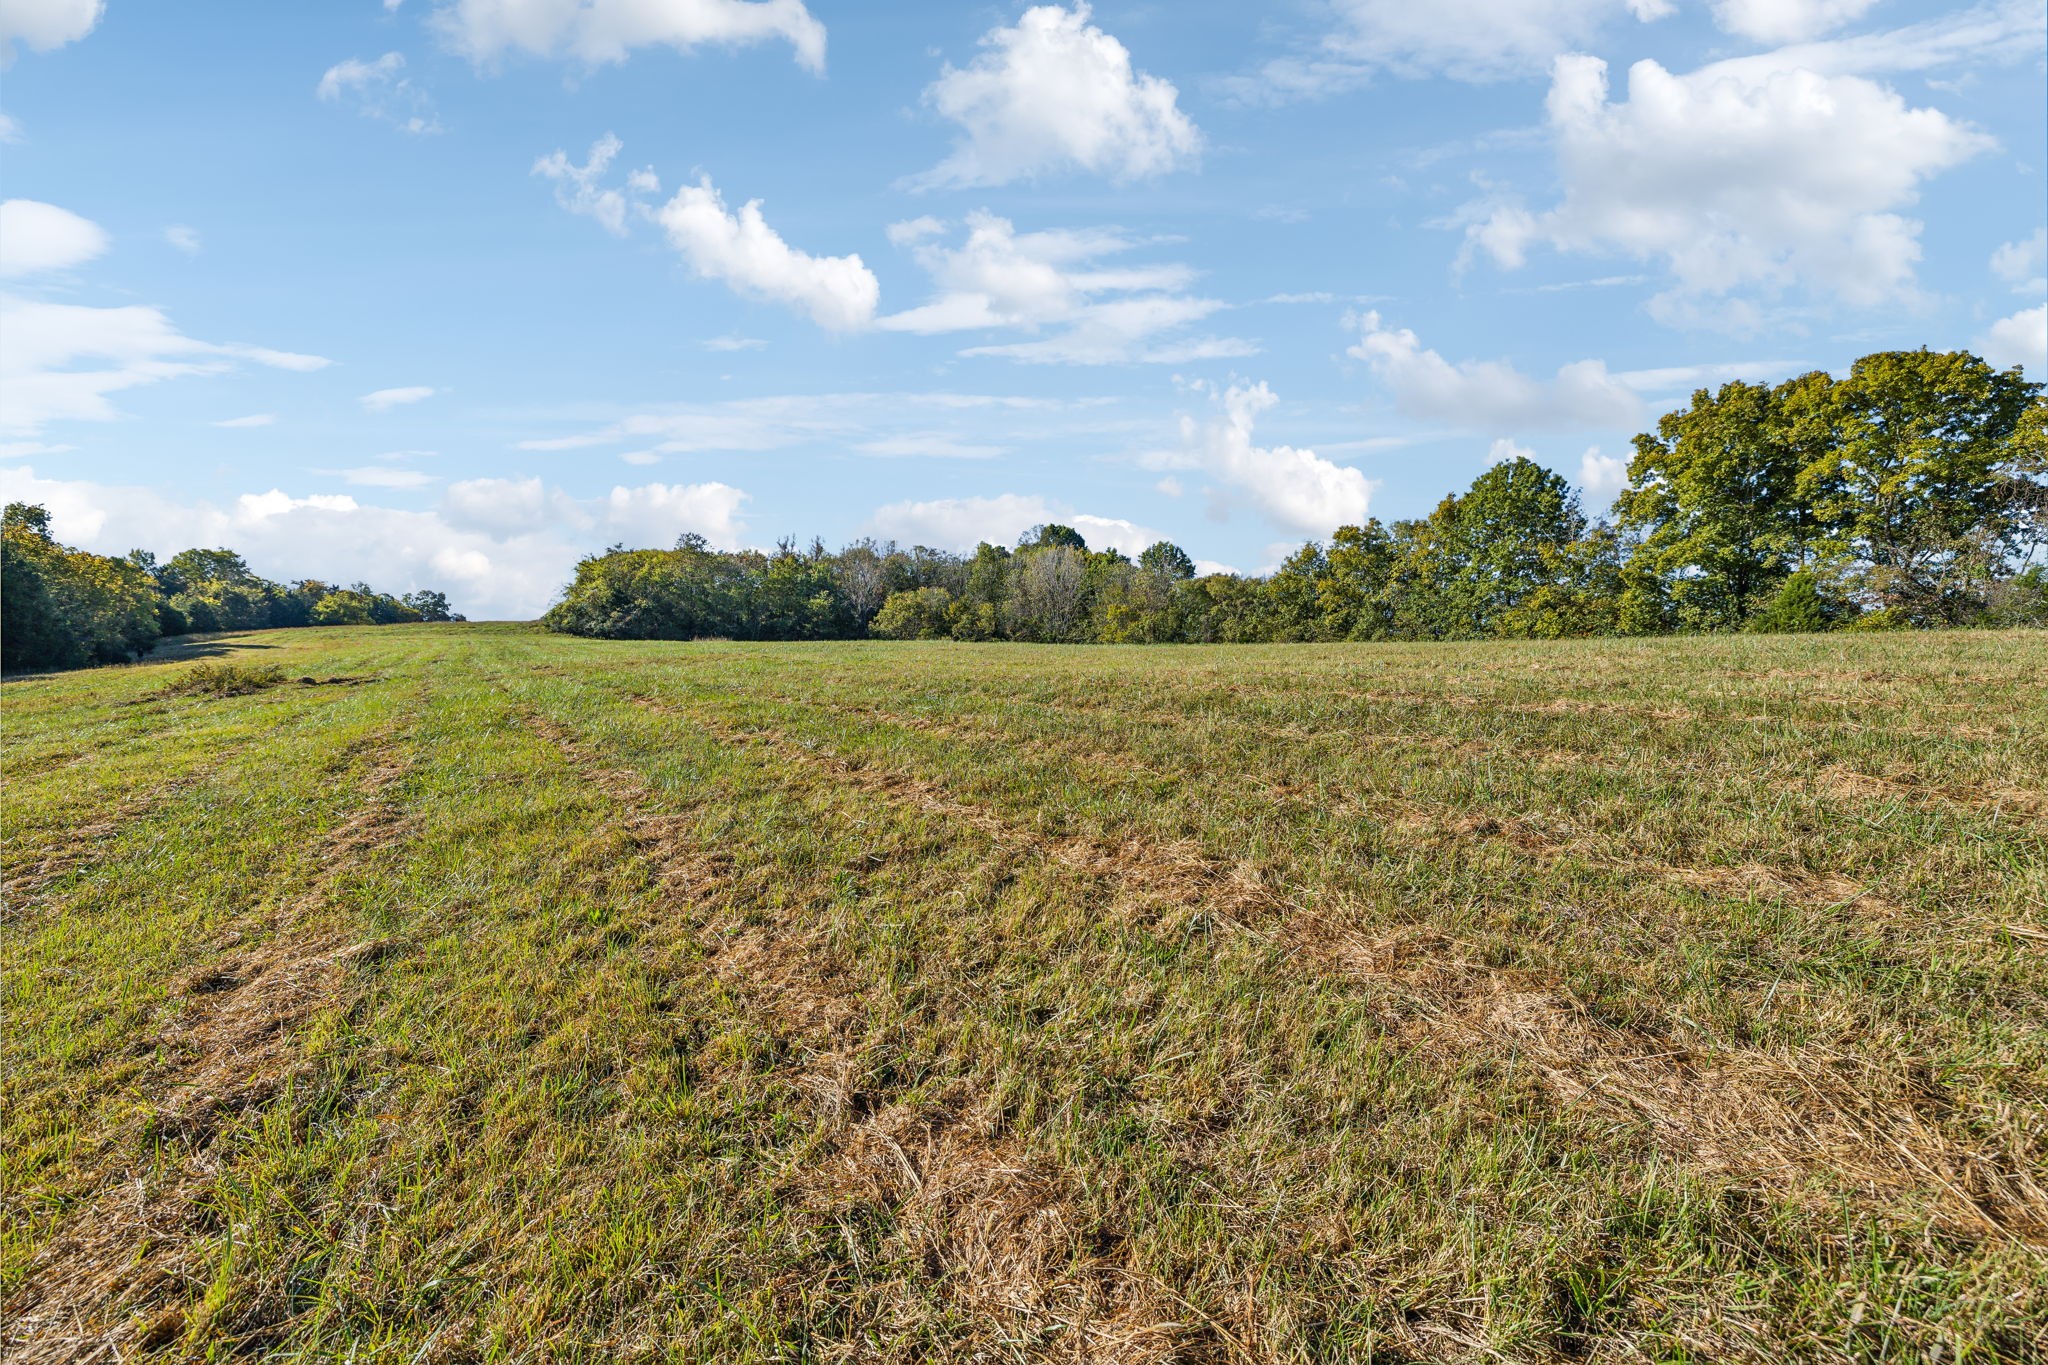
left=441, top=474, right=584, bottom=536
left=1698, top=0, right=2043, bottom=82
left=533, top=132, right=660, bottom=235
left=604, top=479, right=750, bottom=549
left=1461, top=53, right=1993, bottom=326
left=655, top=175, right=878, bottom=331
left=912, top=3, right=1199, bottom=189
left=1991, top=228, right=2046, bottom=296
left=1980, top=305, right=2046, bottom=376
left=1709, top=0, right=1879, bottom=44
left=214, top=413, right=277, bottom=428
left=0, top=198, right=109, bottom=277
left=432, top=0, right=825, bottom=73
left=0, top=0, right=102, bottom=62
left=865, top=492, right=1160, bottom=557
left=1577, top=446, right=1630, bottom=499
left=1466, top=50, right=1990, bottom=327
left=1228, top=0, right=1668, bottom=100
left=1170, top=382, right=1377, bottom=535
left=0, top=290, right=330, bottom=436
left=0, top=463, right=752, bottom=619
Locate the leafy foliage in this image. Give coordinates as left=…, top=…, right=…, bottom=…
left=547, top=349, right=2043, bottom=646
left=1, top=504, right=461, bottom=674
left=1625, top=350, right=2045, bottom=628
left=543, top=535, right=849, bottom=641
left=5, top=505, right=164, bottom=672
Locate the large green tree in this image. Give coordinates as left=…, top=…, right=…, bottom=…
left=1617, top=352, right=2045, bottom=629
left=1318, top=520, right=1398, bottom=640
left=1616, top=378, right=1819, bottom=631
left=3, top=504, right=162, bottom=670
left=1388, top=457, right=1588, bottom=639
left=1793, top=350, right=2044, bottom=624
left=1263, top=542, right=1328, bottom=641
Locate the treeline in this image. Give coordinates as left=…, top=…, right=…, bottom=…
left=547, top=350, right=2046, bottom=644
left=1, top=503, right=459, bottom=673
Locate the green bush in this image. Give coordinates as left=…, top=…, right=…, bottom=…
left=1747, top=570, right=1856, bottom=634
left=871, top=587, right=957, bottom=640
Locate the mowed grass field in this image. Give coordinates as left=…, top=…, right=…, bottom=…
left=4, top=624, right=2046, bottom=1363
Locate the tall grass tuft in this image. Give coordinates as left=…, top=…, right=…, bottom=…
left=153, top=661, right=290, bottom=698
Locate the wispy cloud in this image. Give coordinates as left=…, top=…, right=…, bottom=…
left=878, top=211, right=1253, bottom=365
left=317, top=52, right=441, bottom=134
left=361, top=385, right=437, bottom=412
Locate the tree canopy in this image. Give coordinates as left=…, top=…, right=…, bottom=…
left=1, top=506, right=461, bottom=673
left=544, top=350, right=2045, bottom=647
left=12, top=348, right=2036, bottom=669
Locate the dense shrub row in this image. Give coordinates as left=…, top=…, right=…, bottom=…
left=1, top=504, right=458, bottom=673
left=548, top=350, right=2047, bottom=643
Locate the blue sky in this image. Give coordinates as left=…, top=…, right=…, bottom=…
left=2, top=0, right=2042, bottom=617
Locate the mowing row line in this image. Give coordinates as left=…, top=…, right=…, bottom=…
left=504, top=655, right=2042, bottom=1357
left=514, top=699, right=1202, bottom=1359
left=5, top=723, right=424, bottom=1361
left=643, top=680, right=2046, bottom=1248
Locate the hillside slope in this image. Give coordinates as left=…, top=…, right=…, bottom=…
left=5, top=624, right=2045, bottom=1361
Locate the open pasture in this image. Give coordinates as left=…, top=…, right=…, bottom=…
left=4, top=624, right=2045, bottom=1362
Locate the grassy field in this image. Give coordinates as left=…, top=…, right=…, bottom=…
left=4, top=623, right=2045, bottom=1363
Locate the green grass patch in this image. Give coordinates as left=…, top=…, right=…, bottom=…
left=4, top=624, right=2044, bottom=1362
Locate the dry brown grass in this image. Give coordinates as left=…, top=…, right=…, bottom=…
left=1279, top=912, right=2048, bottom=1246
left=526, top=710, right=1194, bottom=1358
left=2, top=743, right=413, bottom=1363
left=7, top=625, right=2046, bottom=1362
left=149, top=662, right=291, bottom=699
